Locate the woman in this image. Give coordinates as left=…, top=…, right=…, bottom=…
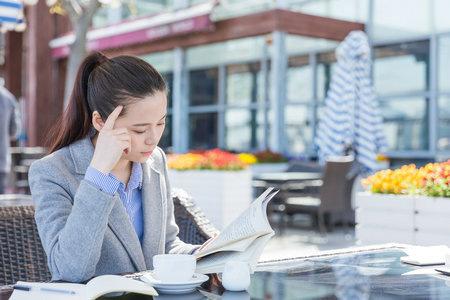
left=29, top=52, right=198, bottom=282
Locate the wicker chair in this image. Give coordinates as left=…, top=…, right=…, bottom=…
left=172, top=188, right=219, bottom=245
left=0, top=190, right=216, bottom=289
left=0, top=194, right=51, bottom=286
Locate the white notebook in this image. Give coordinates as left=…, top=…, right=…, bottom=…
left=400, top=245, right=448, bottom=266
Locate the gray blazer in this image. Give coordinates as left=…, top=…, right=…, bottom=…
left=29, top=136, right=197, bottom=282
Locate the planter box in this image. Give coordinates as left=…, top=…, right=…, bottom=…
left=168, top=169, right=252, bottom=230
left=355, top=192, right=450, bottom=246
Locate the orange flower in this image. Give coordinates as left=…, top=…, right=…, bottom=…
left=362, top=160, right=450, bottom=197
left=167, top=149, right=248, bottom=171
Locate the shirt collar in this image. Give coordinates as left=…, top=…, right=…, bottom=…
left=128, top=162, right=143, bottom=190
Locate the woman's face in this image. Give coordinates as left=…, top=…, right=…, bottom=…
left=113, top=90, right=167, bottom=163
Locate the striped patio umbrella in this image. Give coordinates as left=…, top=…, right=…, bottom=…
left=315, top=30, right=387, bottom=172
left=0, top=0, right=25, bottom=31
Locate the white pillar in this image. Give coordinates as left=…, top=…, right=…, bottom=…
left=172, top=47, right=188, bottom=153
left=269, top=31, right=287, bottom=152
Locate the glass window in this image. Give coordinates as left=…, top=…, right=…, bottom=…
left=316, top=51, right=337, bottom=101
left=226, top=63, right=263, bottom=105
left=438, top=36, right=450, bottom=92
left=379, top=97, right=429, bottom=151
left=161, top=73, right=173, bottom=109
left=289, top=0, right=368, bottom=23
left=189, top=68, right=218, bottom=106
left=140, top=51, right=174, bottom=74
left=286, top=35, right=338, bottom=56
left=438, top=96, right=450, bottom=151
left=190, top=0, right=209, bottom=5
left=287, top=55, right=312, bottom=103
left=224, top=108, right=264, bottom=152
left=285, top=105, right=312, bottom=154
left=434, top=0, right=450, bottom=33
left=189, top=112, right=218, bottom=149
left=373, top=41, right=429, bottom=95
left=159, top=115, right=172, bottom=152
left=372, top=0, right=432, bottom=41
left=121, top=0, right=173, bottom=20
left=92, top=7, right=108, bottom=27
left=186, top=37, right=265, bottom=68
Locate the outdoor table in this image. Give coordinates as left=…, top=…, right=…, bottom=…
left=3, top=243, right=450, bottom=299
left=252, top=172, right=323, bottom=226
left=254, top=172, right=322, bottom=185
left=253, top=171, right=323, bottom=198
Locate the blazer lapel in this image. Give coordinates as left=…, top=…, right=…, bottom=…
left=69, top=136, right=147, bottom=271
left=107, top=198, right=147, bottom=271
left=141, top=159, right=165, bottom=269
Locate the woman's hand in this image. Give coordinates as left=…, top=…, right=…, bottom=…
left=90, top=106, right=131, bottom=175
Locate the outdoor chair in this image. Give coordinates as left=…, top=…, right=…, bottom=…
left=281, top=160, right=324, bottom=197
left=172, top=188, right=219, bottom=244
left=0, top=194, right=51, bottom=286
left=280, top=156, right=356, bottom=234
left=0, top=190, right=217, bottom=289
left=10, top=147, right=47, bottom=194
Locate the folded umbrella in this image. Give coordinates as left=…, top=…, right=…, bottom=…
left=0, top=0, right=25, bottom=31
left=315, top=30, right=387, bottom=172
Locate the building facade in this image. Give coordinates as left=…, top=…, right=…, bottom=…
left=3, top=0, right=450, bottom=165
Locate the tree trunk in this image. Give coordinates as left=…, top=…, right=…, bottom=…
left=62, top=0, right=100, bottom=109
left=63, top=22, right=88, bottom=108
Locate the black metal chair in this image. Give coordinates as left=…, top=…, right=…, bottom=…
left=280, top=156, right=356, bottom=234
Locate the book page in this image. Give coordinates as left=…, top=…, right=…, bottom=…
left=9, top=281, right=84, bottom=300
left=10, top=276, right=157, bottom=300
left=196, top=188, right=278, bottom=258
left=196, top=232, right=274, bottom=274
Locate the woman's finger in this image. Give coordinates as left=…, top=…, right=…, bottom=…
left=103, top=105, right=123, bottom=130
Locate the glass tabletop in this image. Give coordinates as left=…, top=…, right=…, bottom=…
left=249, top=245, right=450, bottom=299
left=4, top=245, right=450, bottom=299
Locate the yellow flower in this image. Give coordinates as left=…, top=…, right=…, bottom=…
left=238, top=153, right=259, bottom=164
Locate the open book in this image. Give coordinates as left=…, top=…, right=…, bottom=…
left=195, top=187, right=278, bottom=274
left=9, top=274, right=158, bottom=300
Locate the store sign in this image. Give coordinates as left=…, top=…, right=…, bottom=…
left=87, top=14, right=212, bottom=52
left=51, top=9, right=214, bottom=59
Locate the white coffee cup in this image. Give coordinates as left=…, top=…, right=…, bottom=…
left=153, top=254, right=196, bottom=283
left=221, top=261, right=251, bottom=291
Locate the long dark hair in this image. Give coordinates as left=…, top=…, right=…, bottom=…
left=47, top=52, right=167, bottom=154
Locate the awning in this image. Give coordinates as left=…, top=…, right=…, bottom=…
left=49, top=1, right=216, bottom=58
left=0, top=0, right=25, bottom=31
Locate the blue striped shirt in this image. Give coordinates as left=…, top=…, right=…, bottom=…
left=85, top=163, right=144, bottom=243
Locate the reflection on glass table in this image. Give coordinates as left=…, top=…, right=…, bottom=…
left=249, top=244, right=450, bottom=300
left=5, top=245, right=450, bottom=300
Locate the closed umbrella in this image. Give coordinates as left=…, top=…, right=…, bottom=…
left=315, top=30, right=387, bottom=172
left=0, top=0, right=25, bottom=31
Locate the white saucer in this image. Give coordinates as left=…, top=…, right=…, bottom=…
left=141, top=272, right=209, bottom=294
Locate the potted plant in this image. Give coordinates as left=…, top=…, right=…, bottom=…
left=167, top=149, right=252, bottom=230
left=356, top=160, right=450, bottom=246
left=241, top=150, right=289, bottom=176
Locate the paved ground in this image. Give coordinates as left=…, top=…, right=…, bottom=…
left=260, top=215, right=357, bottom=262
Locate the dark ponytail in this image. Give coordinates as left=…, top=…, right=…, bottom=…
left=47, top=51, right=166, bottom=154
